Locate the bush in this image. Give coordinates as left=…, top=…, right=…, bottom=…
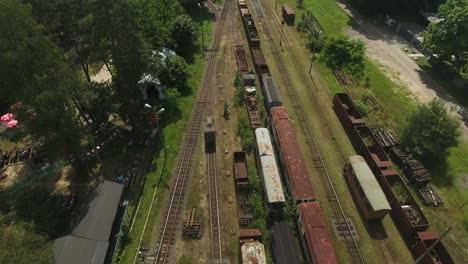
left=237, top=115, right=254, bottom=153
left=323, top=35, right=366, bottom=79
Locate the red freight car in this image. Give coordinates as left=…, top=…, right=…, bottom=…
left=411, top=231, right=454, bottom=264
left=379, top=170, right=429, bottom=235
left=233, top=151, right=249, bottom=190
left=351, top=126, right=392, bottom=176
left=333, top=93, right=365, bottom=134
left=270, top=106, right=314, bottom=203
left=282, top=4, right=296, bottom=26
left=298, top=202, right=338, bottom=264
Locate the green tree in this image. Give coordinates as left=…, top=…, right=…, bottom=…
left=422, top=0, right=468, bottom=74
left=0, top=214, right=54, bottom=264
left=13, top=187, right=71, bottom=237
left=0, top=0, right=84, bottom=158
left=323, top=36, right=366, bottom=79
left=170, top=15, right=198, bottom=58
left=401, top=99, right=461, bottom=160
left=159, top=55, right=191, bottom=93
left=162, top=87, right=181, bottom=119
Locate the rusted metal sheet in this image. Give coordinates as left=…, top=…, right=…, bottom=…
left=239, top=228, right=262, bottom=241
left=271, top=106, right=315, bottom=203
left=298, top=202, right=338, bottom=264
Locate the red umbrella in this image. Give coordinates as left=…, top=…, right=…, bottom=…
left=1, top=113, right=13, bottom=122
left=6, top=120, right=18, bottom=128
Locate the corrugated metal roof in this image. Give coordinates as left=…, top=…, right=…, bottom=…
left=54, top=236, right=108, bottom=264
left=72, top=181, right=124, bottom=241
left=299, top=202, right=337, bottom=264
left=255, top=128, right=286, bottom=204
left=242, top=240, right=267, bottom=264
left=271, top=107, right=314, bottom=201
left=271, top=223, right=301, bottom=264
left=349, top=155, right=391, bottom=212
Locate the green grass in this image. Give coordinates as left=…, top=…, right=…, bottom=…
left=278, top=0, right=350, bottom=34
left=273, top=0, right=467, bottom=261
left=116, top=18, right=213, bottom=264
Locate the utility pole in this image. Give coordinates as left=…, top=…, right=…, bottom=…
left=414, top=225, right=455, bottom=264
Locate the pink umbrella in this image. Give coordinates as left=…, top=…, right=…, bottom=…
left=6, top=120, right=18, bottom=128
left=1, top=113, right=13, bottom=122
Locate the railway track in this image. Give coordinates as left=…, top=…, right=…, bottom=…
left=207, top=153, right=222, bottom=263
left=249, top=0, right=364, bottom=263
left=258, top=1, right=398, bottom=262
left=149, top=1, right=231, bottom=263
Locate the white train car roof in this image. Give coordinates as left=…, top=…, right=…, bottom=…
left=255, top=128, right=286, bottom=204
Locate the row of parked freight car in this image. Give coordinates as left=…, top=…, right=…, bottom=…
left=334, top=93, right=454, bottom=263
left=236, top=1, right=338, bottom=263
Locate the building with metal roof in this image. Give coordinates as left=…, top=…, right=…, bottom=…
left=271, top=223, right=301, bottom=264
left=255, top=128, right=286, bottom=204
left=344, top=155, right=391, bottom=220
left=54, top=181, right=124, bottom=264
left=270, top=106, right=314, bottom=203
left=298, top=202, right=337, bottom=264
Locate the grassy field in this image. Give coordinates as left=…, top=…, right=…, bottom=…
left=116, top=17, right=213, bottom=264
left=268, top=0, right=467, bottom=262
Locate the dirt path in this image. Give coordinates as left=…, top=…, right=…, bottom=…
left=337, top=1, right=468, bottom=138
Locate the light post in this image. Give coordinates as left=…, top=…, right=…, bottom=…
left=144, top=104, right=166, bottom=185
left=198, top=2, right=207, bottom=54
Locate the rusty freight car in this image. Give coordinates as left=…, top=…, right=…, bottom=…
left=298, top=202, right=338, bottom=264
left=233, top=152, right=249, bottom=190
left=411, top=231, right=454, bottom=264
left=282, top=5, right=296, bottom=26
left=270, top=106, right=315, bottom=203
left=379, top=170, right=429, bottom=235
left=351, top=126, right=392, bottom=176
left=242, top=14, right=260, bottom=47
left=250, top=47, right=270, bottom=75
left=235, top=45, right=249, bottom=74
left=333, top=93, right=365, bottom=134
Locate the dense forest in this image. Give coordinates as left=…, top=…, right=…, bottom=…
left=0, top=0, right=201, bottom=261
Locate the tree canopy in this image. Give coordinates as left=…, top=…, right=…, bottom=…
left=322, top=36, right=366, bottom=78
left=401, top=99, right=461, bottom=160
left=0, top=213, right=54, bottom=264
left=170, top=15, right=198, bottom=58
left=422, top=0, right=468, bottom=74
left=159, top=55, right=191, bottom=93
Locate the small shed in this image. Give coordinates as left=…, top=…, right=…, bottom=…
left=282, top=5, right=295, bottom=26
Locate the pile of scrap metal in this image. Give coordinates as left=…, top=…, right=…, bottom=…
left=389, top=147, right=431, bottom=188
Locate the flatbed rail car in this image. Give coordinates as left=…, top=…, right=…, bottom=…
left=411, top=231, right=454, bottom=264
left=379, top=170, right=429, bottom=235
left=242, top=14, right=260, bottom=47
left=235, top=45, right=249, bottom=74
left=343, top=155, right=391, bottom=220
left=245, top=95, right=262, bottom=130
left=333, top=93, right=365, bottom=134
left=270, top=106, right=315, bottom=203
left=351, top=125, right=392, bottom=176
left=233, top=151, right=249, bottom=190
left=250, top=47, right=270, bottom=75
left=298, top=202, right=338, bottom=264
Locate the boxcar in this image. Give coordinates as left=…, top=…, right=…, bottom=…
left=282, top=4, right=296, bottom=25
left=272, top=223, right=301, bottom=264
left=411, top=231, right=454, bottom=264
left=333, top=93, right=365, bottom=134
left=233, top=152, right=249, bottom=190
left=255, top=128, right=286, bottom=206
left=297, top=202, right=338, bottom=264
left=270, top=106, right=315, bottom=203
left=261, top=75, right=282, bottom=111
left=379, top=170, right=429, bottom=235
left=351, top=125, right=392, bottom=176
left=343, top=155, right=391, bottom=220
